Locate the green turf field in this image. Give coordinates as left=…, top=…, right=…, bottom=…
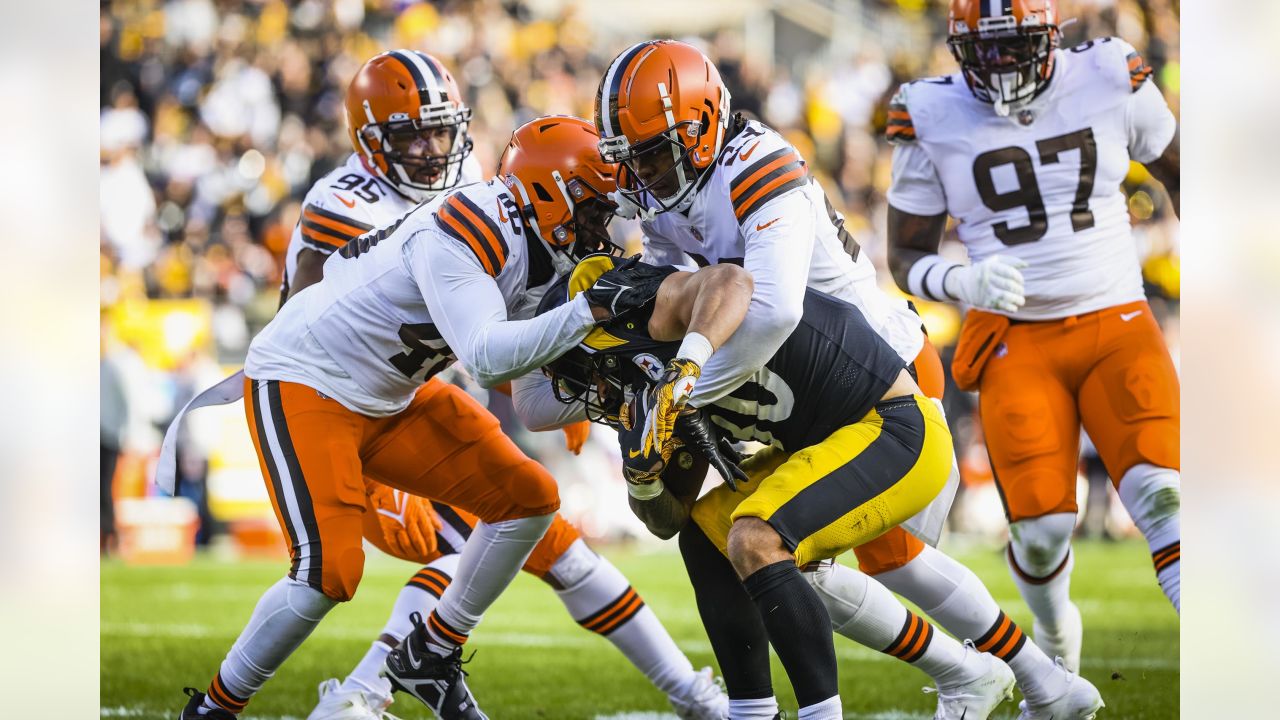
left=101, top=538, right=1177, bottom=719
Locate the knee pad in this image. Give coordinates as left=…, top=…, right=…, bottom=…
left=1008, top=513, right=1075, bottom=578
left=319, top=545, right=365, bottom=602
left=1118, top=464, right=1180, bottom=538
left=492, top=457, right=561, bottom=521
left=543, top=538, right=599, bottom=590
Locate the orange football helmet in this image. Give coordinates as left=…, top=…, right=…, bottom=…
left=344, top=50, right=473, bottom=202
left=947, top=0, right=1061, bottom=115
left=497, top=116, right=621, bottom=259
left=593, top=40, right=731, bottom=216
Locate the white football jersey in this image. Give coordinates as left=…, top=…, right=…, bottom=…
left=642, top=118, right=924, bottom=363
left=248, top=178, right=583, bottom=416
left=283, top=152, right=484, bottom=295
left=887, top=37, right=1177, bottom=320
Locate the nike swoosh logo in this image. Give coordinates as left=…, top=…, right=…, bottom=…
left=405, top=642, right=424, bottom=670
left=738, top=141, right=761, bottom=161
left=755, top=217, right=781, bottom=231
left=334, top=194, right=356, bottom=208
left=496, top=198, right=508, bottom=223
left=628, top=448, right=643, bottom=458
left=1120, top=310, right=1144, bottom=322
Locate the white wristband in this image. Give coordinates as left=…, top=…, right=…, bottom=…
left=628, top=478, right=666, bottom=501
left=676, top=332, right=714, bottom=366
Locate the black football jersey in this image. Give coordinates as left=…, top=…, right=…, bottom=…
left=595, top=272, right=908, bottom=451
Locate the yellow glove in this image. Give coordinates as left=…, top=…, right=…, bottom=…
left=365, top=480, right=437, bottom=562
left=641, top=358, right=702, bottom=460
left=561, top=421, right=591, bottom=455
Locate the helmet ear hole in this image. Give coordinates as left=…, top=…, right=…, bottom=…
left=532, top=182, right=555, bottom=202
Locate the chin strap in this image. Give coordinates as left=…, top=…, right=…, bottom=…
left=609, top=189, right=659, bottom=222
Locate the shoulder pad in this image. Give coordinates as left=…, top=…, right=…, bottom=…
left=718, top=122, right=810, bottom=225
left=434, top=185, right=512, bottom=278
left=298, top=189, right=377, bottom=253
left=1067, top=36, right=1152, bottom=94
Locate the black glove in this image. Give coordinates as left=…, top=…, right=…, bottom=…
left=674, top=408, right=748, bottom=492
left=582, top=256, right=669, bottom=320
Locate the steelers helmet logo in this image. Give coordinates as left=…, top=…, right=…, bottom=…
left=633, top=353, right=664, bottom=381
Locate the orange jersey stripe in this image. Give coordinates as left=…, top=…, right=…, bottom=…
left=734, top=165, right=808, bottom=220
left=303, top=208, right=368, bottom=239
left=447, top=197, right=507, bottom=268
left=730, top=152, right=798, bottom=203
left=300, top=225, right=347, bottom=249
left=437, top=208, right=497, bottom=276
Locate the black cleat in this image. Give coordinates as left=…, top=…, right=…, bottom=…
left=177, top=688, right=236, bottom=719
left=384, top=613, right=488, bottom=720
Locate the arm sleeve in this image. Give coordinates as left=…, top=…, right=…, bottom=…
left=886, top=142, right=949, bottom=216
left=689, top=190, right=814, bottom=407
left=510, top=371, right=587, bottom=431
left=411, top=234, right=597, bottom=388
left=1127, top=79, right=1177, bottom=163
left=640, top=222, right=695, bottom=267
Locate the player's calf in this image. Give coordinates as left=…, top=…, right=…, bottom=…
left=1118, top=463, right=1180, bottom=612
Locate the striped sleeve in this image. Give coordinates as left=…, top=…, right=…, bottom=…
left=435, top=193, right=511, bottom=277
left=1126, top=49, right=1153, bottom=92
left=729, top=147, right=810, bottom=225
left=299, top=203, right=374, bottom=252
left=886, top=87, right=916, bottom=144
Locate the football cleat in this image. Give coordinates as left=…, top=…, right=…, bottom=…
left=177, top=688, right=236, bottom=720
left=927, top=644, right=1016, bottom=720
left=667, top=666, right=729, bottom=720
left=307, top=677, right=401, bottom=720
left=1016, top=657, right=1105, bottom=719
left=1032, top=601, right=1083, bottom=673
left=384, top=613, right=488, bottom=720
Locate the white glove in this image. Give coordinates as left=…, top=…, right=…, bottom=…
left=944, top=255, right=1028, bottom=313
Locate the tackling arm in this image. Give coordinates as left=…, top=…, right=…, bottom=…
left=647, top=263, right=755, bottom=347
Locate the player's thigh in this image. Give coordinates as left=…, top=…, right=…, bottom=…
left=733, top=396, right=952, bottom=566
left=978, top=328, right=1081, bottom=521
left=1079, top=303, right=1180, bottom=482
left=853, top=526, right=926, bottom=575
left=690, top=445, right=790, bottom=558
left=362, top=381, right=560, bottom=522
left=244, top=377, right=368, bottom=601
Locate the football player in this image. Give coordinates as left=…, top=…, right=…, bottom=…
left=537, top=256, right=1035, bottom=720
left=885, top=0, right=1181, bottom=681
left=570, top=39, right=1100, bottom=720
left=260, top=51, right=723, bottom=720
left=175, top=114, right=668, bottom=720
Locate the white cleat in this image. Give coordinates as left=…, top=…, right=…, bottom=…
left=668, top=667, right=729, bottom=720
left=928, top=645, right=1017, bottom=720
left=1017, top=658, right=1105, bottom=720
left=1032, top=601, right=1083, bottom=674
left=306, top=677, right=400, bottom=720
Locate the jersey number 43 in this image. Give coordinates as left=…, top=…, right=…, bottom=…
left=972, top=127, right=1097, bottom=246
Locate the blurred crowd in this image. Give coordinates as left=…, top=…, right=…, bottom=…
left=100, top=0, right=1180, bottom=550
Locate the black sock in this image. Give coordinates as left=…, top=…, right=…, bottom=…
left=742, top=559, right=839, bottom=708
left=678, top=523, right=774, bottom=699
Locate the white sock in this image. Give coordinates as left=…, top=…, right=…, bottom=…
left=550, top=540, right=693, bottom=696
left=806, top=560, right=972, bottom=687
left=205, top=577, right=336, bottom=713
left=874, top=545, right=1065, bottom=703
left=729, top=696, right=779, bottom=720
left=342, top=553, right=461, bottom=694
left=426, top=513, right=554, bottom=654
left=1008, top=513, right=1077, bottom=634
left=797, top=694, right=842, bottom=720
left=1118, top=464, right=1181, bottom=612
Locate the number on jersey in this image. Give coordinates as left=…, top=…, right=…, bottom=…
left=971, top=128, right=1097, bottom=245
left=389, top=323, right=453, bottom=381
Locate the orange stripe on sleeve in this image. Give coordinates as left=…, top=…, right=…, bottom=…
left=437, top=207, right=497, bottom=276
left=734, top=165, right=808, bottom=220
left=303, top=208, right=368, bottom=239
left=729, top=152, right=798, bottom=203
left=448, top=197, right=508, bottom=269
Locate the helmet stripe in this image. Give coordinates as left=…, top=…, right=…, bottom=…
left=981, top=0, right=1013, bottom=17
left=415, top=51, right=449, bottom=103
left=387, top=50, right=432, bottom=109
left=599, top=41, right=652, bottom=137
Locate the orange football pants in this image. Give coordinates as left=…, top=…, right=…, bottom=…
left=245, top=377, right=560, bottom=601
left=361, top=498, right=581, bottom=579
left=852, top=336, right=944, bottom=575
left=976, top=300, right=1179, bottom=521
